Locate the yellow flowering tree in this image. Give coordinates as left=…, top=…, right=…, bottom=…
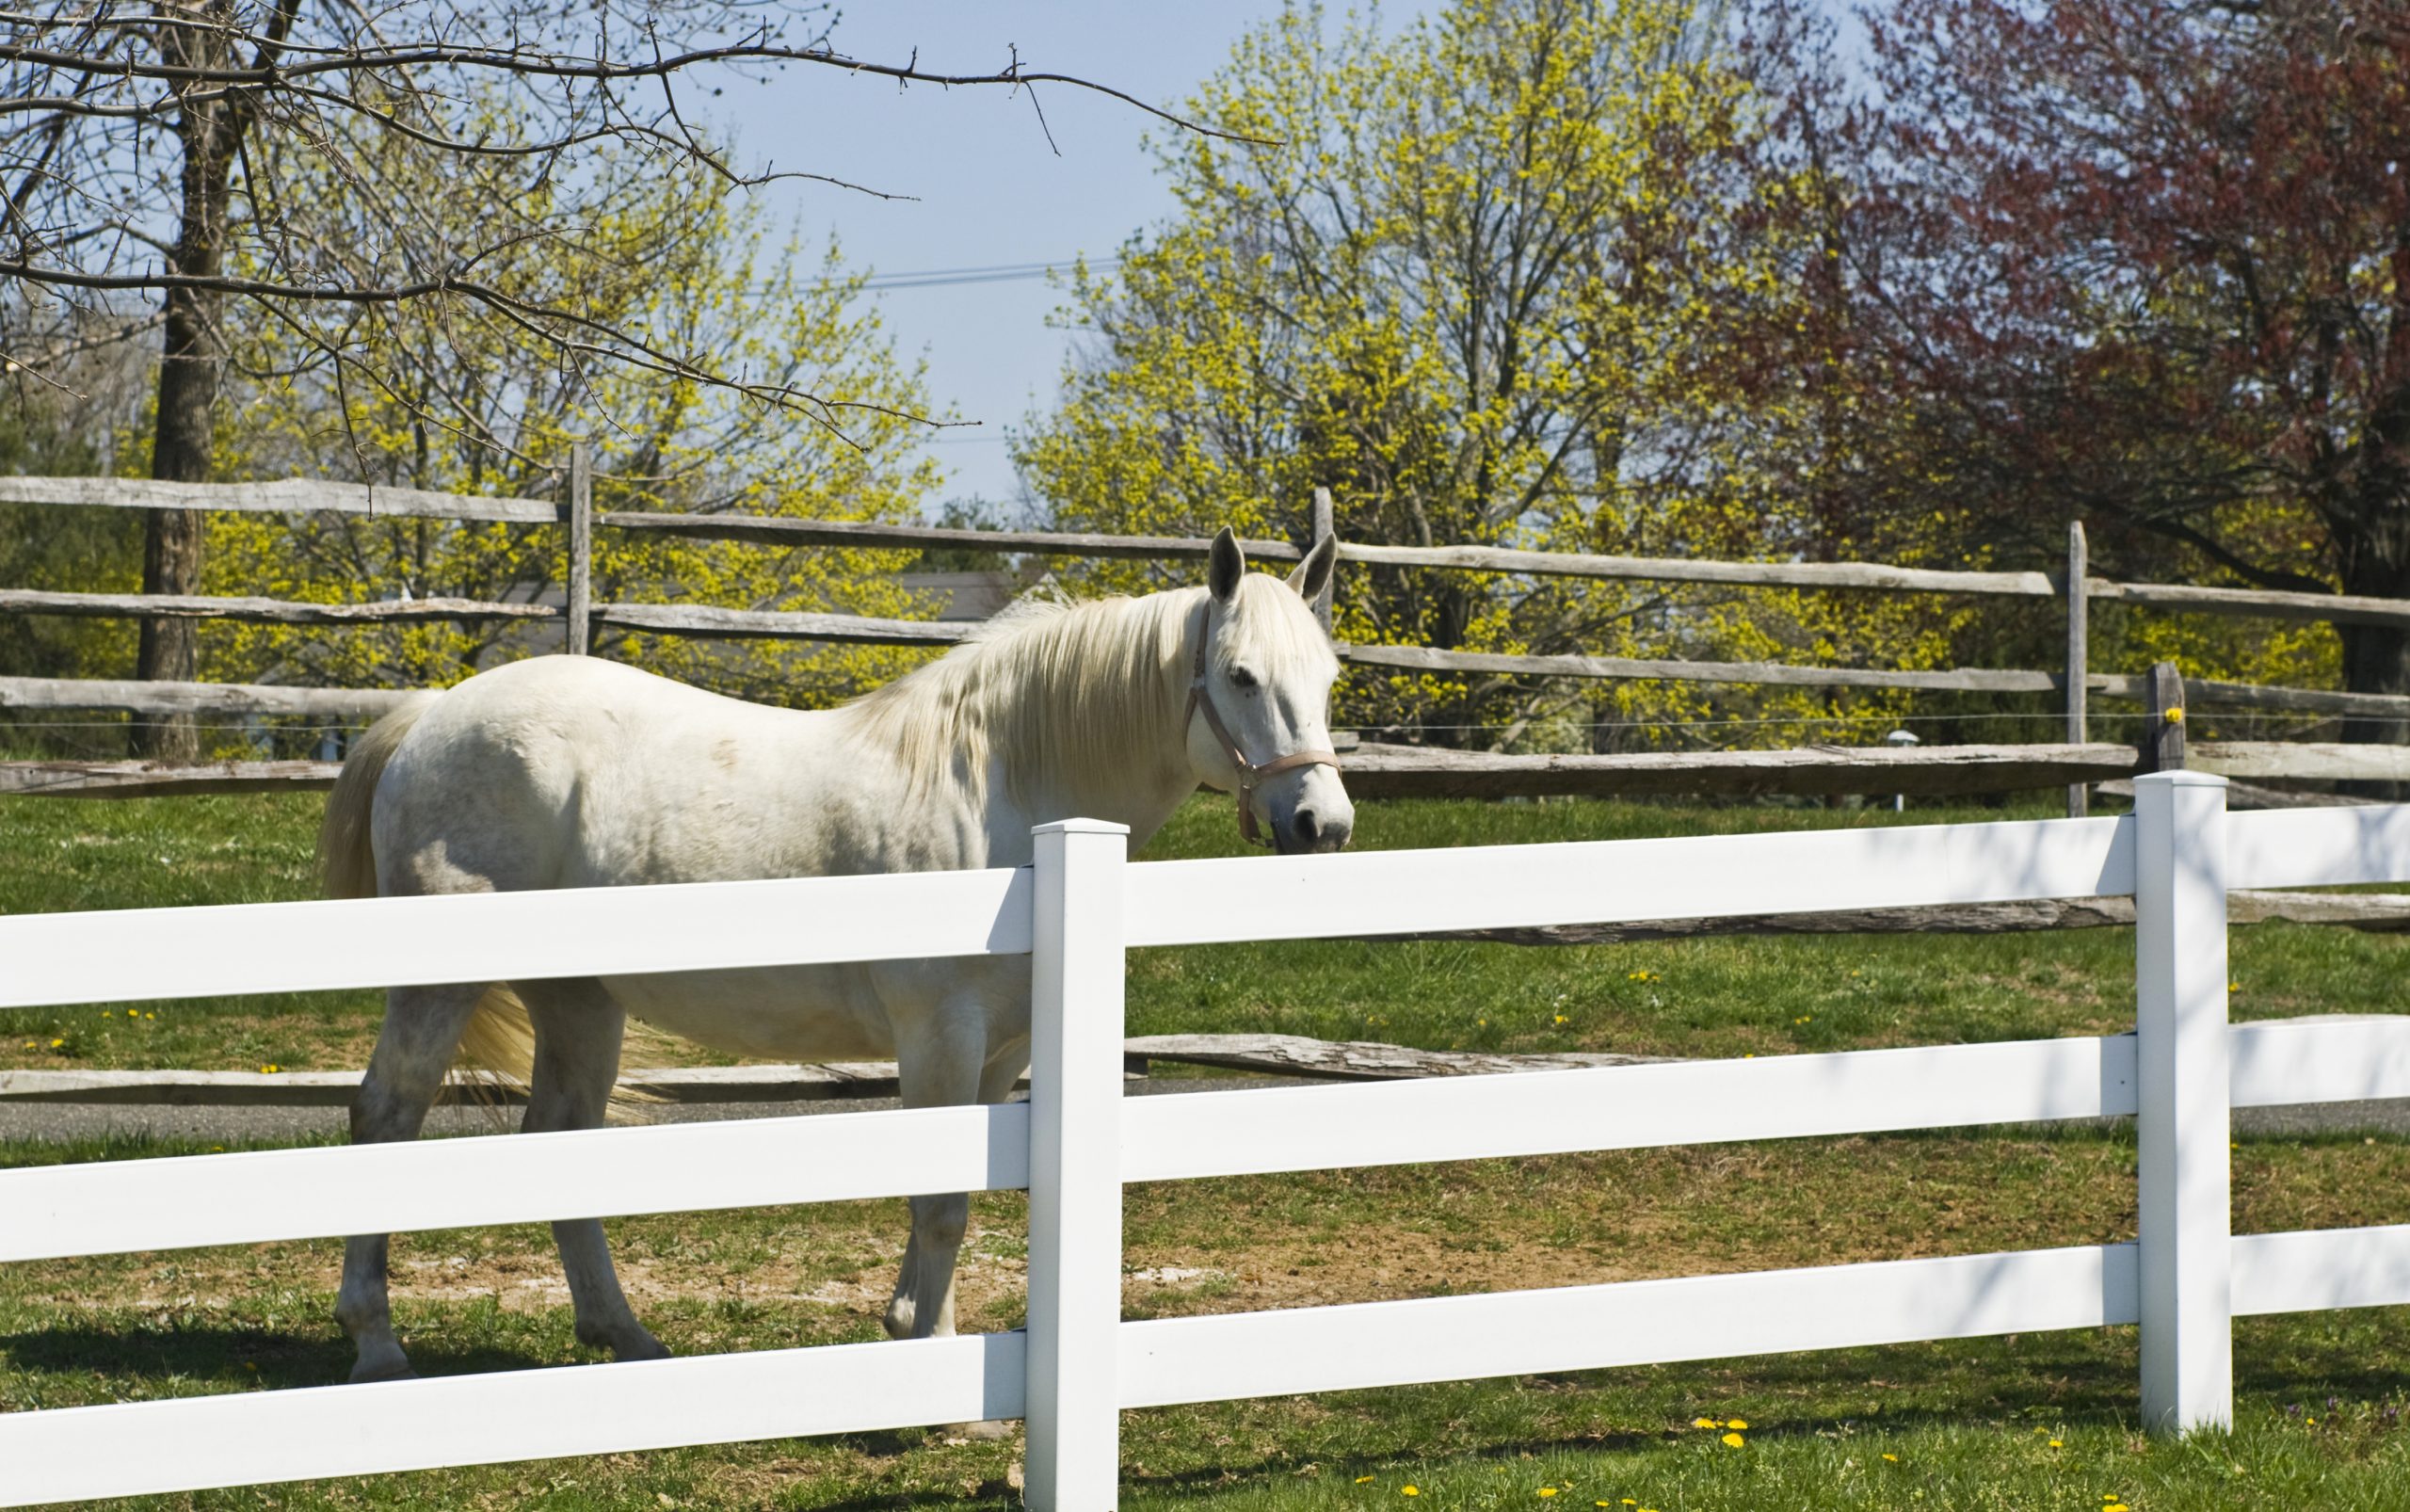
left=201, top=129, right=941, bottom=710
left=1020, top=0, right=1867, bottom=745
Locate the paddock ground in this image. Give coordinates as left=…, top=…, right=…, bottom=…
left=5, top=790, right=2410, bottom=1509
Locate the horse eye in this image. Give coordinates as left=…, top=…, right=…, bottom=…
left=1229, top=667, right=1259, bottom=690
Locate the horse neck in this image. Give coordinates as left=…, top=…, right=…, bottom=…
left=975, top=587, right=1203, bottom=848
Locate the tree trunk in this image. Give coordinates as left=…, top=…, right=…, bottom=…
left=137, top=294, right=215, bottom=761
left=134, top=18, right=241, bottom=762
left=2334, top=497, right=2410, bottom=796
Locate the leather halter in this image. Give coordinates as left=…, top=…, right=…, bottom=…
left=1184, top=603, right=1342, bottom=846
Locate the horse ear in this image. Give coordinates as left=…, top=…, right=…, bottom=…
left=1287, top=532, right=1336, bottom=603
left=1208, top=526, right=1245, bottom=603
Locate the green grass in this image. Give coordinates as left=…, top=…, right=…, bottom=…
left=6, top=789, right=2410, bottom=1507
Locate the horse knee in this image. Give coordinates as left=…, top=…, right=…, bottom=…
left=912, top=1193, right=969, bottom=1252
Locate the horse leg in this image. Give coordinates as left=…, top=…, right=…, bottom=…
left=516, top=977, right=670, bottom=1364
left=336, top=980, right=486, bottom=1384
left=882, top=1005, right=988, bottom=1342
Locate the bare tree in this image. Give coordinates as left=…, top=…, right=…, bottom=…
left=0, top=0, right=1253, bottom=755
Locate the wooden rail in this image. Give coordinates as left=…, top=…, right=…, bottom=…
left=0, top=475, right=559, bottom=524
left=602, top=510, right=1305, bottom=563
left=13, top=738, right=2408, bottom=799
left=0, top=676, right=420, bottom=719
left=8, top=627, right=2402, bottom=719
left=0, top=588, right=553, bottom=625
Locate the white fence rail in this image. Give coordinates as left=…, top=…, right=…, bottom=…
left=5, top=774, right=2410, bottom=1505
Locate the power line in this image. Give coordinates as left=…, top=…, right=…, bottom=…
left=765, top=254, right=1123, bottom=298
left=862, top=255, right=1123, bottom=291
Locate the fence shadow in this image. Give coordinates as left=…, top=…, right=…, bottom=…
left=0, top=1322, right=558, bottom=1391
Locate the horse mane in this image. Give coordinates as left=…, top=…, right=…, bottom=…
left=842, top=587, right=1194, bottom=808
left=841, top=573, right=1328, bottom=810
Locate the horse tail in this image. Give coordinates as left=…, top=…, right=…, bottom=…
left=316, top=694, right=438, bottom=902
left=456, top=984, right=539, bottom=1103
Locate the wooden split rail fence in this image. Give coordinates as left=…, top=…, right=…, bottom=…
left=7, top=463, right=2410, bottom=801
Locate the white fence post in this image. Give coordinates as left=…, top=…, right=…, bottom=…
left=2131, top=769, right=2232, bottom=1433
left=1025, top=818, right=1130, bottom=1509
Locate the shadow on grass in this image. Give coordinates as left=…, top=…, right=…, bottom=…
left=3, top=1322, right=562, bottom=1392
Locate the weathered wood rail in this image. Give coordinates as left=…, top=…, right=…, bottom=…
left=14, top=738, right=2410, bottom=798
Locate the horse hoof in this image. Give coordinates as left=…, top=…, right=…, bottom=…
left=348, top=1359, right=417, bottom=1385
left=614, top=1334, right=672, bottom=1363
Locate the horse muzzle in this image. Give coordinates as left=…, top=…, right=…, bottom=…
left=1272, top=796, right=1354, bottom=855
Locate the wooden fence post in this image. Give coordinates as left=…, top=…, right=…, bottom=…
left=1310, top=487, right=1336, bottom=635
left=2131, top=768, right=2232, bottom=1434
left=2065, top=522, right=2089, bottom=817
left=566, top=442, right=593, bottom=656
left=2146, top=661, right=2186, bottom=772
left=1025, top=817, right=1129, bottom=1511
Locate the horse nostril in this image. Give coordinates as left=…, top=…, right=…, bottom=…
left=1294, top=809, right=1320, bottom=844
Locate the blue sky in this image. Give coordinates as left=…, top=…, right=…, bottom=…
left=703, top=4, right=1320, bottom=511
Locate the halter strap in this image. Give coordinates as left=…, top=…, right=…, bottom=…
left=1185, top=603, right=1342, bottom=845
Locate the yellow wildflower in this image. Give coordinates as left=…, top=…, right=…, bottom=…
left=1356, top=1477, right=1375, bottom=1485
left=1721, top=1432, right=1745, bottom=1448
left=1726, top=1419, right=1748, bottom=1430
left=1401, top=1488, right=1419, bottom=1497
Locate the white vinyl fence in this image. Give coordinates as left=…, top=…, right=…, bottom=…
left=6, top=774, right=2410, bottom=1506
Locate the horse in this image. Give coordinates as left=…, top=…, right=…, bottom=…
left=313, top=527, right=1351, bottom=1384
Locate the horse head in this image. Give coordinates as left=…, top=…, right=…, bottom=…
left=1184, top=527, right=1355, bottom=855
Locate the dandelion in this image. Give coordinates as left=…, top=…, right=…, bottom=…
left=48, top=1038, right=62, bottom=1049
left=1793, top=1015, right=1811, bottom=1023
left=259, top=1064, right=281, bottom=1074
left=1882, top=1454, right=1899, bottom=1462
left=1721, top=1432, right=1745, bottom=1448
left=1553, top=1014, right=1569, bottom=1024
left=1401, top=1487, right=1419, bottom=1497
left=1692, top=1418, right=1720, bottom=1429
left=1727, top=1419, right=1748, bottom=1430
left=1356, top=1476, right=1375, bottom=1485
left=2048, top=1440, right=2064, bottom=1449
left=1537, top=1490, right=1558, bottom=1499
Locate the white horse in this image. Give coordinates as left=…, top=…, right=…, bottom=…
left=315, top=528, right=1350, bottom=1383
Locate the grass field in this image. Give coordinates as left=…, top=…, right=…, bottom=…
left=4, top=789, right=2410, bottom=1509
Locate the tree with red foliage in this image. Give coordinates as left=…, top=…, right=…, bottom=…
left=1759, top=0, right=2410, bottom=722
